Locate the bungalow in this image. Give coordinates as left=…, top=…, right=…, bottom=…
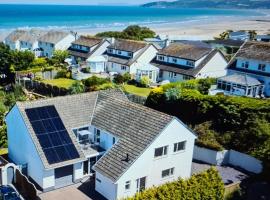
left=151, top=43, right=228, bottom=82
left=221, top=41, right=270, bottom=97
left=4, top=30, right=28, bottom=50
left=6, top=89, right=196, bottom=200
left=106, top=39, right=158, bottom=81
left=68, top=36, right=110, bottom=66
left=37, top=31, right=75, bottom=58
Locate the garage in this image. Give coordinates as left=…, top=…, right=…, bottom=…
left=55, top=165, right=74, bottom=189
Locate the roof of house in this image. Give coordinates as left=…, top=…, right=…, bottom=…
left=15, top=89, right=176, bottom=182
left=218, top=74, right=262, bottom=86
left=207, top=39, right=244, bottom=47
left=19, top=29, right=47, bottom=44
left=72, top=36, right=102, bottom=47
left=108, top=39, right=147, bottom=53
left=229, top=31, right=249, bottom=37
left=158, top=43, right=212, bottom=61
left=234, top=41, right=270, bottom=63
left=106, top=44, right=153, bottom=66
left=151, top=49, right=222, bottom=77
left=38, top=31, right=70, bottom=44
left=5, top=30, right=28, bottom=42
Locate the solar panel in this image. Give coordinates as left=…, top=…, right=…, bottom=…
left=25, top=106, right=80, bottom=165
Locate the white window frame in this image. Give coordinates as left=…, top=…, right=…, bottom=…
left=125, top=180, right=131, bottom=191
left=186, top=60, right=195, bottom=67
left=121, top=65, right=127, bottom=71
left=173, top=141, right=186, bottom=153
left=117, top=50, right=122, bottom=55
left=158, top=55, right=165, bottom=61
left=258, top=63, right=266, bottom=71
left=154, top=146, right=168, bottom=158
left=161, top=168, right=174, bottom=178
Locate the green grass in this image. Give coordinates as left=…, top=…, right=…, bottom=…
left=123, top=84, right=151, bottom=97
left=41, top=78, right=77, bottom=89
left=0, top=148, right=8, bottom=155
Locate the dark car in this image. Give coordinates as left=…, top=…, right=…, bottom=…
left=0, top=185, right=21, bottom=200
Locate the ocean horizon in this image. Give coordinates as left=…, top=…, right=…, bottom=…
left=0, top=4, right=266, bottom=31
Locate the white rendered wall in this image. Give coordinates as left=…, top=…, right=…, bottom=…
left=55, top=34, right=75, bottom=51
left=95, top=172, right=117, bottom=200
left=115, top=118, right=196, bottom=200
left=89, top=41, right=111, bottom=59
left=6, top=105, right=45, bottom=188
left=236, top=58, right=270, bottom=74
left=107, top=62, right=129, bottom=74
left=196, top=51, right=228, bottom=78
left=73, top=162, right=84, bottom=181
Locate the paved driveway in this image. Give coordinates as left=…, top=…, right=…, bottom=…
left=39, top=178, right=106, bottom=200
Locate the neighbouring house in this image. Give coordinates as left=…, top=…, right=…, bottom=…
left=106, top=39, right=158, bottom=81
left=229, top=31, right=250, bottom=41
left=37, top=31, right=75, bottom=58
left=221, top=41, right=270, bottom=97
left=68, top=36, right=110, bottom=66
left=150, top=43, right=228, bottom=82
left=207, top=39, right=244, bottom=56
left=6, top=89, right=197, bottom=200
left=4, top=30, right=28, bottom=50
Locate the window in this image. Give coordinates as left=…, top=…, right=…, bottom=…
left=159, top=70, right=163, bottom=78
left=95, top=129, right=100, bottom=143
left=117, top=50, right=122, bottom=55
left=183, top=75, right=191, bottom=80
left=113, top=137, right=116, bottom=144
left=50, top=43, right=54, bottom=48
left=162, top=168, right=174, bottom=178
left=125, top=181, right=131, bottom=190
left=96, top=178, right=101, bottom=183
left=173, top=141, right=186, bottom=152
left=108, top=49, right=113, bottom=54
left=258, top=64, right=266, bottom=71
left=121, top=66, right=127, bottom=70
left=186, top=60, right=195, bottom=67
left=158, top=55, right=165, bottom=61
left=242, top=61, right=249, bottom=68
left=128, top=52, right=132, bottom=57
left=154, top=146, right=168, bottom=158
left=172, top=58, right=177, bottom=63
left=169, top=72, right=177, bottom=78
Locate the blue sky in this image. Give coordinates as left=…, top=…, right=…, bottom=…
left=0, top=0, right=166, bottom=5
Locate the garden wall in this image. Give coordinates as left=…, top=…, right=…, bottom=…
left=193, top=146, right=263, bottom=174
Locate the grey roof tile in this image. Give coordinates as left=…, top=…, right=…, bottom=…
left=38, top=31, right=71, bottom=44
left=108, top=39, right=147, bottom=53
left=218, top=74, right=262, bottom=86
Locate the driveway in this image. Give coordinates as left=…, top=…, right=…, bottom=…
left=38, top=178, right=106, bottom=200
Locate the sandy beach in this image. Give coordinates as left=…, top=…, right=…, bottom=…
left=1, top=14, right=270, bottom=41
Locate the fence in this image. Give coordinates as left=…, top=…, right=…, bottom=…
left=18, top=80, right=69, bottom=97
left=193, top=146, right=263, bottom=174
left=13, top=169, right=38, bottom=200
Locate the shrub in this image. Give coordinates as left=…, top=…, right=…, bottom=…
left=96, top=83, right=115, bottom=91
left=55, top=69, right=70, bottom=79
left=83, top=76, right=110, bottom=88
left=113, top=73, right=131, bottom=84
left=69, top=81, right=85, bottom=94
left=140, top=76, right=150, bottom=87
left=126, top=168, right=224, bottom=200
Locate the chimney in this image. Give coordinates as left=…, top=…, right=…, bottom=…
left=165, top=38, right=171, bottom=47
left=110, top=37, right=115, bottom=44
left=121, top=153, right=130, bottom=162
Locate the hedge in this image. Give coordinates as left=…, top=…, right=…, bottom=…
left=126, top=168, right=224, bottom=200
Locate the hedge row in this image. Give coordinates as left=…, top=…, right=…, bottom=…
left=126, top=168, right=224, bottom=200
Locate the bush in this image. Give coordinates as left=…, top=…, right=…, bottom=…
left=126, top=168, right=224, bottom=200
left=55, top=69, right=70, bottom=79
left=113, top=73, right=131, bottom=84
left=69, top=81, right=85, bottom=94
left=83, top=76, right=110, bottom=87
left=139, top=76, right=150, bottom=87
left=96, top=83, right=115, bottom=91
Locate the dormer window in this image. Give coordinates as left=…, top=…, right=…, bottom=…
left=117, top=50, right=122, bottom=55
left=258, top=64, right=266, bottom=71
left=186, top=60, right=194, bottom=67
left=172, top=58, right=177, bottom=63
left=242, top=61, right=249, bottom=69
left=128, top=52, right=132, bottom=57
left=158, top=55, right=165, bottom=61
left=108, top=49, right=113, bottom=54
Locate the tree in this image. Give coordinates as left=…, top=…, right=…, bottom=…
left=12, top=50, right=35, bottom=71
left=0, top=43, right=15, bottom=85
left=51, top=50, right=69, bottom=68
left=140, top=76, right=151, bottom=87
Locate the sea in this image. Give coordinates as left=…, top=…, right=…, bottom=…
left=0, top=4, right=265, bottom=31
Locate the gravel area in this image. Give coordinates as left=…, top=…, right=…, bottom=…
left=192, top=161, right=248, bottom=185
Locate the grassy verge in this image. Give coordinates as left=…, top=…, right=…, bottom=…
left=41, top=78, right=76, bottom=89
left=123, top=84, right=151, bottom=97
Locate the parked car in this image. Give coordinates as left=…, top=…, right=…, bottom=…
left=0, top=185, right=21, bottom=200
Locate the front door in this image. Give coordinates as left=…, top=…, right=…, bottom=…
left=83, top=160, right=89, bottom=175
left=136, top=177, right=146, bottom=192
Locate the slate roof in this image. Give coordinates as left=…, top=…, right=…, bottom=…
left=234, top=41, right=270, bottom=63
left=158, top=43, right=212, bottom=61
left=19, top=29, right=47, bottom=44
left=207, top=39, right=244, bottom=47
left=72, top=36, right=102, bottom=47
left=5, top=30, right=28, bottom=42
left=108, top=39, right=147, bottom=53
left=15, top=89, right=175, bottom=182
left=107, top=44, right=152, bottom=66
left=218, top=74, right=262, bottom=86
left=151, top=49, right=222, bottom=77
left=38, top=31, right=70, bottom=44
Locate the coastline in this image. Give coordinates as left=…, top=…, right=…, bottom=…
left=0, top=10, right=270, bottom=41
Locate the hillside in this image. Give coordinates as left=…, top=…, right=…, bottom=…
left=142, top=0, right=270, bottom=9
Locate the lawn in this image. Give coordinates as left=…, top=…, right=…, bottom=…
left=41, top=78, right=77, bottom=89
left=123, top=84, right=151, bottom=97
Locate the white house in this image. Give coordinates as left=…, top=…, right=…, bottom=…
left=106, top=39, right=158, bottom=82
left=221, top=41, right=270, bottom=97
left=6, top=89, right=196, bottom=199
left=4, top=30, right=28, bottom=50
left=37, top=31, right=75, bottom=58
left=151, top=43, right=228, bottom=82
left=68, top=36, right=110, bottom=66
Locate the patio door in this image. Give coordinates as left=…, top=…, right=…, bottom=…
left=136, top=176, right=146, bottom=192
